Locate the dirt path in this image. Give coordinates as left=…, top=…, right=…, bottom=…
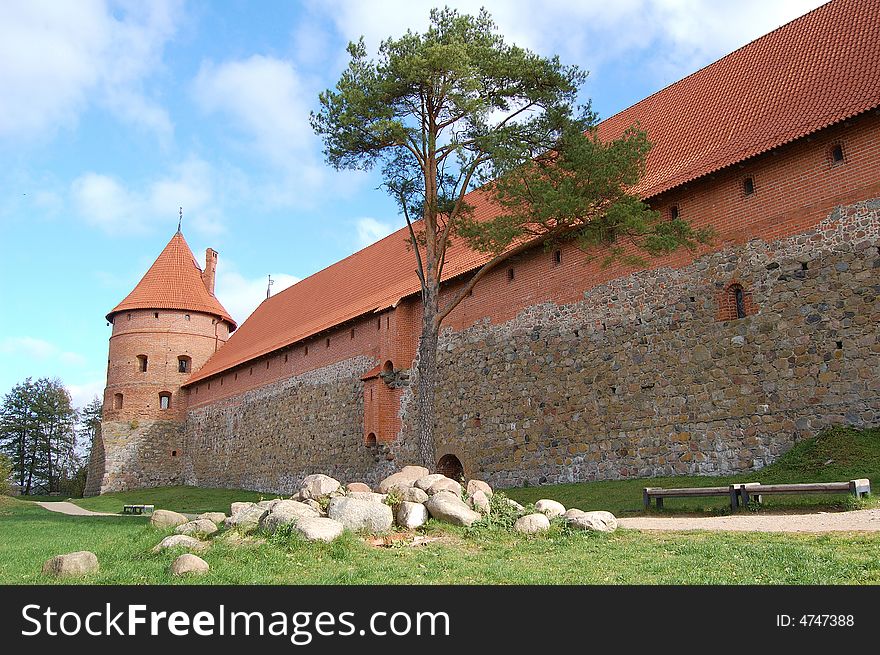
left=619, top=508, right=880, bottom=533
left=35, top=502, right=119, bottom=517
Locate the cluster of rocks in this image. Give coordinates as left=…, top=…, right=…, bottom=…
left=42, top=466, right=618, bottom=578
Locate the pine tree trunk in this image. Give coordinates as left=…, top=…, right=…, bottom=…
left=415, top=285, right=440, bottom=470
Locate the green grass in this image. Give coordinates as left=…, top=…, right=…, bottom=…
left=1, top=495, right=878, bottom=585
left=505, top=426, right=880, bottom=514
left=70, top=486, right=268, bottom=515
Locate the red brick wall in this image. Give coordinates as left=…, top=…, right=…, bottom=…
left=103, top=309, right=231, bottom=423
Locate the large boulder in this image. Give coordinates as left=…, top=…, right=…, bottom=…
left=428, top=477, right=462, bottom=497
left=424, top=491, right=481, bottom=527
left=400, top=486, right=429, bottom=504
left=466, top=479, right=493, bottom=497
left=170, top=554, right=209, bottom=576
left=347, top=491, right=388, bottom=504
left=257, top=499, right=283, bottom=511
left=346, top=482, right=372, bottom=493
left=259, top=500, right=320, bottom=534
left=294, top=517, right=345, bottom=542
left=378, top=466, right=428, bottom=493
left=396, top=501, right=429, bottom=529
left=198, top=512, right=227, bottom=525
left=468, top=490, right=491, bottom=515
left=535, top=499, right=566, bottom=519
left=414, top=474, right=447, bottom=491
left=175, top=519, right=219, bottom=537
left=150, top=509, right=189, bottom=529
left=230, top=502, right=255, bottom=516
left=42, top=551, right=99, bottom=578
left=300, top=474, right=341, bottom=500
left=328, top=496, right=394, bottom=533
left=514, top=513, right=551, bottom=534
left=564, top=510, right=618, bottom=533
left=301, top=498, right=324, bottom=514
left=224, top=505, right=268, bottom=533
left=152, top=535, right=209, bottom=553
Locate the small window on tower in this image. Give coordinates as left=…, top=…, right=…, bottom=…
left=113, top=393, right=123, bottom=409
left=136, top=355, right=148, bottom=372
left=177, top=356, right=191, bottom=373
left=326, top=337, right=331, bottom=349
left=154, top=312, right=159, bottom=319
left=553, top=249, right=562, bottom=266
left=507, top=267, right=515, bottom=282
left=743, top=177, right=755, bottom=196
left=670, top=205, right=680, bottom=220
left=831, top=143, right=844, bottom=164
left=351, top=328, right=355, bottom=340
left=184, top=314, right=191, bottom=321
left=159, top=392, right=171, bottom=410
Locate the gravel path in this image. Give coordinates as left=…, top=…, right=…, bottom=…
left=35, top=501, right=119, bottom=517
left=619, top=508, right=880, bottom=533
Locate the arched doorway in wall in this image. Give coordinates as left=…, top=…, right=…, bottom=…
left=436, top=454, right=464, bottom=481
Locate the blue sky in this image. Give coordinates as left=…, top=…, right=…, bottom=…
left=0, top=0, right=826, bottom=409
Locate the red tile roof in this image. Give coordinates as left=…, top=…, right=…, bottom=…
left=108, top=231, right=236, bottom=329
left=186, top=0, right=879, bottom=385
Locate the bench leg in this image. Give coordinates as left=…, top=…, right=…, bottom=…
left=656, top=497, right=663, bottom=510
left=729, top=488, right=738, bottom=511
left=643, top=490, right=650, bottom=511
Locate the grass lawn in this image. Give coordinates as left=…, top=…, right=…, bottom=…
left=1, top=495, right=878, bottom=585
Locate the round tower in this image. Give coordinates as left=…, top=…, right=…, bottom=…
left=85, top=230, right=236, bottom=495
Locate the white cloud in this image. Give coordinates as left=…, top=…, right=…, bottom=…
left=0, top=0, right=180, bottom=141
left=214, top=268, right=300, bottom=325
left=67, top=380, right=105, bottom=410
left=0, top=337, right=87, bottom=367
left=355, top=217, right=398, bottom=248
left=193, top=55, right=319, bottom=171
left=70, top=156, right=228, bottom=235
left=310, top=0, right=826, bottom=97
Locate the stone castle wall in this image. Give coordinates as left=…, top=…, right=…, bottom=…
left=391, top=200, right=880, bottom=487
left=181, top=356, right=397, bottom=493
left=174, top=200, right=878, bottom=493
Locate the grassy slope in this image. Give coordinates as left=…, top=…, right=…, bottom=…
left=1, top=496, right=878, bottom=585
left=505, top=427, right=880, bottom=514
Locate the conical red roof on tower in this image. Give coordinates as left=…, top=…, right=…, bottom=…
left=107, top=231, right=236, bottom=329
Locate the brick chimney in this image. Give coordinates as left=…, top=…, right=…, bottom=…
left=202, top=248, right=218, bottom=295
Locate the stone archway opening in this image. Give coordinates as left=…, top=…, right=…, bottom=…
left=437, top=454, right=464, bottom=481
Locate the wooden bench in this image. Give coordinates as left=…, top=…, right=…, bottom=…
left=122, top=504, right=155, bottom=515
left=643, top=486, right=742, bottom=511
left=739, top=479, right=871, bottom=506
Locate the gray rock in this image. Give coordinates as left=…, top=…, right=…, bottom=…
left=400, top=486, right=429, bottom=504
left=170, top=554, right=209, bottom=576
left=466, top=479, right=493, bottom=497
left=150, top=509, right=189, bottom=529
left=424, top=491, right=481, bottom=527
left=257, top=499, right=283, bottom=510
left=300, top=474, right=342, bottom=499
left=259, top=500, right=320, bottom=534
left=224, top=505, right=268, bottom=533
left=514, top=513, right=551, bottom=534
left=534, top=499, right=566, bottom=518
left=378, top=469, right=423, bottom=493
left=175, top=519, right=219, bottom=537
left=347, top=491, right=388, bottom=504
left=230, top=502, right=255, bottom=516
left=396, top=501, right=429, bottom=529
left=468, top=490, right=491, bottom=514
left=414, top=474, right=447, bottom=491
left=328, top=496, right=394, bottom=533
left=42, top=551, right=99, bottom=578
left=346, top=482, right=372, bottom=493
left=294, top=517, right=344, bottom=542
left=428, top=477, right=462, bottom=497
left=504, top=498, right=525, bottom=513
left=564, top=510, right=618, bottom=532
left=198, top=512, right=227, bottom=525
left=152, top=534, right=208, bottom=553
left=301, top=498, right=324, bottom=514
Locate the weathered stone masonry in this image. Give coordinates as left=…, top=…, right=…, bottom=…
left=394, top=201, right=880, bottom=488
left=176, top=201, right=878, bottom=494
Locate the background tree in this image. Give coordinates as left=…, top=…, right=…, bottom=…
left=0, top=378, right=78, bottom=494
left=312, top=8, right=710, bottom=468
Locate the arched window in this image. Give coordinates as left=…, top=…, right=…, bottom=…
left=159, top=392, right=172, bottom=410
left=365, top=433, right=377, bottom=447
left=730, top=284, right=746, bottom=319
left=177, top=356, right=191, bottom=373
left=113, top=393, right=123, bottom=409
left=136, top=355, right=148, bottom=372
left=437, top=454, right=464, bottom=481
